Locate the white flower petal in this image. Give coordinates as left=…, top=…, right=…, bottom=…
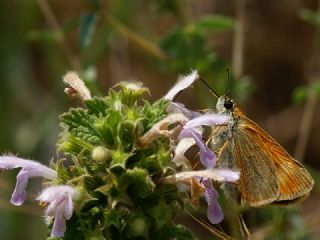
left=172, top=138, right=195, bottom=170
left=164, top=70, right=199, bottom=100
left=165, top=169, right=240, bottom=183
left=63, top=71, right=92, bottom=100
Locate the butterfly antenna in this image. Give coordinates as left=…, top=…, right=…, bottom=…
left=199, top=78, right=220, bottom=99
left=186, top=211, right=233, bottom=240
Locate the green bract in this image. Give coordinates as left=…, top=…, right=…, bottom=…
left=56, top=82, right=192, bottom=239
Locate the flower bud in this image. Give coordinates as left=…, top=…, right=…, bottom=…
left=91, top=146, right=111, bottom=163
left=129, top=217, right=147, bottom=236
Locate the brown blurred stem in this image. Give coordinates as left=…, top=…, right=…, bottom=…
left=232, top=0, right=246, bottom=79
left=104, top=14, right=168, bottom=61
left=36, top=0, right=80, bottom=70
left=294, top=1, right=320, bottom=161
left=231, top=1, right=251, bottom=239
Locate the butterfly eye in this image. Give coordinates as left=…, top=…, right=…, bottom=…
left=224, top=100, right=233, bottom=110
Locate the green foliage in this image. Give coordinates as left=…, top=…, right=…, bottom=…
left=299, top=9, right=320, bottom=28
left=292, top=81, right=320, bottom=104
left=159, top=14, right=233, bottom=72
left=56, top=82, right=188, bottom=239
left=188, top=15, right=235, bottom=33
left=79, top=13, right=98, bottom=49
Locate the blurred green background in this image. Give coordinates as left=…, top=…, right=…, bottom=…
left=0, top=0, right=319, bottom=239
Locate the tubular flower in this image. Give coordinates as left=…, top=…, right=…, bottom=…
left=0, top=155, right=57, bottom=206
left=178, top=113, right=229, bottom=169
left=202, top=178, right=224, bottom=224
left=164, top=168, right=239, bottom=224
left=37, top=186, right=79, bottom=238
left=179, top=128, right=215, bottom=169
left=166, top=102, right=201, bottom=119
left=174, top=113, right=238, bottom=225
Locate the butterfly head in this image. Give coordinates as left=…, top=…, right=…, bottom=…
left=216, top=95, right=234, bottom=114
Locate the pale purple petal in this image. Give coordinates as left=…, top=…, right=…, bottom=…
left=0, top=155, right=57, bottom=179
left=202, top=179, right=223, bottom=224
left=52, top=210, right=66, bottom=238
left=37, top=185, right=78, bottom=238
left=179, top=128, right=216, bottom=168
left=184, top=113, right=229, bottom=129
left=10, top=170, right=29, bottom=206
left=213, top=169, right=240, bottom=182
left=166, top=102, right=201, bottom=119
left=37, top=185, right=77, bottom=202
left=164, top=70, right=199, bottom=100
left=0, top=155, right=57, bottom=205
left=63, top=194, right=74, bottom=219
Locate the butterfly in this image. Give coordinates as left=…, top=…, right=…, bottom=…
left=208, top=94, right=314, bottom=206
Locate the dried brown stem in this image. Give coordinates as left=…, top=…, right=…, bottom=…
left=294, top=93, right=317, bottom=161
left=232, top=0, right=246, bottom=79
left=294, top=1, right=320, bottom=161
left=104, top=14, right=168, bottom=61
left=36, top=0, right=80, bottom=70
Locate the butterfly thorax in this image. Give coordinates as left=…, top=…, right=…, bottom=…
left=215, top=95, right=242, bottom=140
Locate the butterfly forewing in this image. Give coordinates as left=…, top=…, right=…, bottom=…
left=242, top=119, right=314, bottom=201
left=234, top=125, right=280, bottom=206
left=237, top=112, right=314, bottom=204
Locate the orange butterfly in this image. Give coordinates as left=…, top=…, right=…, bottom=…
left=209, top=94, right=314, bottom=206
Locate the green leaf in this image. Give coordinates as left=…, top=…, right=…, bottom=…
left=84, top=97, right=109, bottom=117
left=118, top=120, right=135, bottom=151
left=104, top=208, right=126, bottom=230
left=150, top=199, right=173, bottom=228
left=110, top=149, right=132, bottom=168
left=55, top=159, right=71, bottom=182
left=79, top=13, right=98, bottom=49
left=141, top=99, right=168, bottom=131
left=299, top=9, right=320, bottom=28
left=191, top=15, right=234, bottom=32
left=96, top=173, right=119, bottom=197
left=27, top=29, right=62, bottom=42
left=150, top=224, right=194, bottom=240
left=123, top=167, right=155, bottom=198
left=83, top=175, right=104, bottom=194
left=311, top=81, right=320, bottom=96
left=94, top=118, right=115, bottom=147
left=293, top=86, right=308, bottom=104
left=60, top=108, right=101, bottom=144
left=63, top=215, right=86, bottom=240
left=58, top=133, right=94, bottom=155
